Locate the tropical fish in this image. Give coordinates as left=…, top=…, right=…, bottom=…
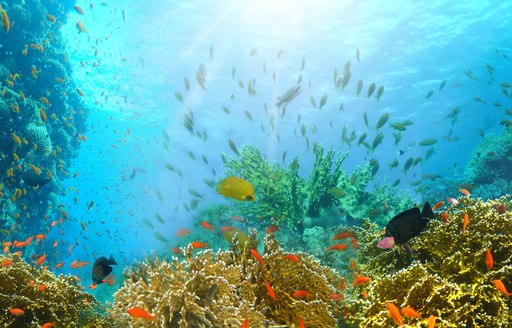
left=367, top=82, right=376, bottom=97
left=200, top=221, right=214, bottom=230
left=462, top=213, right=468, bottom=234
left=126, top=307, right=156, bottom=320
left=419, top=138, right=437, bottom=146
left=432, top=201, right=444, bottom=210
left=222, top=227, right=250, bottom=248
left=327, top=244, right=349, bottom=251
left=275, top=85, right=301, bottom=108
left=382, top=203, right=434, bottom=245
left=356, top=80, right=363, bottom=96
left=376, top=236, right=395, bottom=249
left=352, top=276, right=371, bottom=286
left=428, top=314, right=437, bottom=328
left=376, top=86, right=384, bottom=100
left=371, top=132, right=384, bottom=151
left=191, top=241, right=207, bottom=248
left=265, top=224, right=279, bottom=234
left=425, top=90, right=434, bottom=99
left=250, top=248, right=265, bottom=266
left=284, top=254, right=300, bottom=263
left=486, top=248, right=493, bottom=270
left=241, top=315, right=248, bottom=328
left=386, top=303, right=403, bottom=326
left=0, top=5, right=10, bottom=32
left=293, top=290, right=309, bottom=298
left=175, top=228, right=190, bottom=237
left=375, top=113, right=389, bottom=129
left=439, top=79, right=446, bottom=90
left=217, top=176, right=255, bottom=201
left=493, top=279, right=511, bottom=298
left=228, top=139, right=239, bottom=155
left=265, top=280, right=276, bottom=300
left=401, top=306, right=421, bottom=318
left=319, top=94, right=328, bottom=109
left=10, top=308, right=24, bottom=316
left=497, top=203, right=507, bottom=214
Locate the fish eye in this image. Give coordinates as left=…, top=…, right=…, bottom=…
left=246, top=195, right=255, bottom=201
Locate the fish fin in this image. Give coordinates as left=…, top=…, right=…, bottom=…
left=108, top=255, right=117, bottom=265
left=421, top=202, right=435, bottom=220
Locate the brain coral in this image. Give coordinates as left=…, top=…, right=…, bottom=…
left=24, top=123, right=52, bottom=153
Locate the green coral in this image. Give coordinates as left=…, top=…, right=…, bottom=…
left=0, top=254, right=119, bottom=327
left=112, top=235, right=343, bottom=328
left=345, top=196, right=512, bottom=327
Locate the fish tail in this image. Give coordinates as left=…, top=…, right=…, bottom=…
left=421, top=202, right=435, bottom=220
left=109, top=255, right=118, bottom=265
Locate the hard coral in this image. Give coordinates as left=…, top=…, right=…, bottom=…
left=0, top=254, right=118, bottom=327
left=347, top=196, right=512, bottom=327
left=113, top=236, right=344, bottom=327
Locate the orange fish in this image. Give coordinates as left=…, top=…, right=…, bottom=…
left=432, top=201, right=444, bottom=211
left=200, top=221, right=214, bottom=230
left=39, top=108, right=47, bottom=122
left=486, top=248, right=493, bottom=270
left=241, top=315, right=248, bottom=328
left=330, top=293, right=343, bottom=301
left=349, top=236, right=359, bottom=249
left=70, top=260, right=89, bottom=269
left=55, top=262, right=64, bottom=268
left=284, top=254, right=300, bottom=263
left=428, top=314, right=437, bottom=328
left=401, top=306, right=421, bottom=318
left=175, top=228, right=190, bottom=237
left=327, top=243, right=349, bottom=251
left=265, top=279, right=276, bottom=300
left=36, top=233, right=46, bottom=240
left=171, top=247, right=180, bottom=254
left=333, top=231, right=356, bottom=240
left=352, top=276, right=371, bottom=286
left=2, top=259, right=12, bottom=267
left=41, top=323, right=55, bottom=328
left=39, top=284, right=46, bottom=292
left=102, top=274, right=115, bottom=286
left=10, top=308, right=24, bottom=316
left=442, top=211, right=448, bottom=223
left=493, top=279, right=511, bottom=298
left=0, top=5, right=10, bottom=33
left=220, top=226, right=234, bottom=232
left=340, top=277, right=346, bottom=290
left=190, top=241, right=207, bottom=249
left=462, top=213, right=469, bottom=234
left=126, top=307, right=156, bottom=320
left=89, top=283, right=97, bottom=290
left=36, top=253, right=46, bottom=266
left=299, top=318, right=305, bottom=328
left=265, top=224, right=279, bottom=234
left=386, top=303, right=403, bottom=326
left=459, top=188, right=470, bottom=196
left=293, top=290, right=309, bottom=298
left=250, top=248, right=265, bottom=266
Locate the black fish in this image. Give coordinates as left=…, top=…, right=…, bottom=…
left=92, top=255, right=117, bottom=284
left=22, top=171, right=52, bottom=187
left=385, top=203, right=434, bottom=244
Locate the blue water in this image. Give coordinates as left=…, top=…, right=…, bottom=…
left=4, top=0, right=512, bottom=304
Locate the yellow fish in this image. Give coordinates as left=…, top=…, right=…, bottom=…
left=217, top=176, right=255, bottom=201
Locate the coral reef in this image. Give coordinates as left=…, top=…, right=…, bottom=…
left=464, top=126, right=512, bottom=198
left=112, top=235, right=344, bottom=328
left=0, top=254, right=119, bottom=327
left=345, top=196, right=512, bottom=327
left=223, top=145, right=413, bottom=231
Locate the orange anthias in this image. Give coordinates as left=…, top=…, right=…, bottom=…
left=265, top=279, right=276, bottom=301
left=190, top=241, right=207, bottom=249
left=326, top=243, right=349, bottom=251
left=126, top=307, right=156, bottom=320
left=250, top=248, right=265, bottom=266
left=401, top=305, right=422, bottom=318
left=486, top=248, right=493, bottom=270
left=386, top=303, right=403, bottom=326
left=352, top=276, right=371, bottom=286
left=493, top=279, right=511, bottom=298
left=462, top=213, right=469, bottom=234
left=293, top=290, right=309, bottom=298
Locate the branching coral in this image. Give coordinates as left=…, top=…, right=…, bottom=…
left=0, top=254, right=118, bottom=327
left=345, top=196, right=512, bottom=327
left=112, top=235, right=344, bottom=327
